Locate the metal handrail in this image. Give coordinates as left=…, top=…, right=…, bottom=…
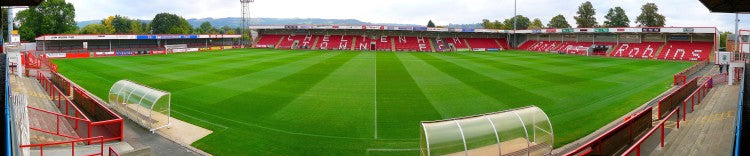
left=733, top=66, right=745, bottom=156
left=620, top=108, right=680, bottom=156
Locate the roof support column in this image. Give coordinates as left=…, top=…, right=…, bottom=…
left=736, top=13, right=740, bottom=53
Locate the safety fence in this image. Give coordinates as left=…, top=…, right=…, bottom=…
left=50, top=72, right=71, bottom=96
left=564, top=107, right=653, bottom=156
left=682, top=77, right=714, bottom=118
left=19, top=136, right=105, bottom=156
left=619, top=107, right=681, bottom=156
left=109, top=146, right=120, bottom=156
left=619, top=77, right=714, bottom=156
left=26, top=106, right=88, bottom=140
left=34, top=70, right=123, bottom=144
left=673, top=61, right=708, bottom=86
left=733, top=66, right=746, bottom=156
left=23, top=51, right=57, bottom=72
left=658, top=77, right=698, bottom=119
left=566, top=76, right=715, bottom=156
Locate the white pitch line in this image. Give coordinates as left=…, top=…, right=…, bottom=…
left=374, top=52, right=378, bottom=139
left=366, top=148, right=420, bottom=156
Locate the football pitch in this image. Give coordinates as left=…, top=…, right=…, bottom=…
left=53, top=49, right=693, bottom=155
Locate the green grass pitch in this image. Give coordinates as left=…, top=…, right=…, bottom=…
left=52, top=49, right=693, bottom=155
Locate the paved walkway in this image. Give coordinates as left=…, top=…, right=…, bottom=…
left=11, top=71, right=202, bottom=156
left=644, top=67, right=740, bottom=155
left=10, top=75, right=80, bottom=144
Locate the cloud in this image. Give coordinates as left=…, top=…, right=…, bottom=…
left=64, top=0, right=749, bottom=32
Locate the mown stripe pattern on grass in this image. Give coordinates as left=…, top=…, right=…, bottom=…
left=53, top=49, right=692, bottom=155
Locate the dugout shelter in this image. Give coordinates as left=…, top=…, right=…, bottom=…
left=419, top=106, right=553, bottom=156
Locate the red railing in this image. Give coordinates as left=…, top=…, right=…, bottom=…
left=620, top=77, right=714, bottom=156
left=26, top=106, right=89, bottom=139
left=620, top=107, right=681, bottom=156
left=19, top=136, right=104, bottom=156
left=657, top=77, right=698, bottom=119
left=564, top=107, right=653, bottom=156
left=33, top=70, right=123, bottom=144
left=109, top=147, right=120, bottom=156
left=673, top=61, right=708, bottom=85
left=37, top=71, right=88, bottom=120
left=683, top=77, right=714, bottom=119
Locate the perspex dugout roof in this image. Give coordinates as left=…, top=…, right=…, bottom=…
left=420, top=106, right=553, bottom=156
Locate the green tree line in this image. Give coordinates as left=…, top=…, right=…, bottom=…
left=480, top=1, right=665, bottom=29
left=14, top=0, right=241, bottom=41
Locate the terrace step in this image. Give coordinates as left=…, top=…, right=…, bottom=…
left=10, top=75, right=81, bottom=144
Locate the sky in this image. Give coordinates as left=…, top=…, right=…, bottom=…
left=59, top=0, right=750, bottom=32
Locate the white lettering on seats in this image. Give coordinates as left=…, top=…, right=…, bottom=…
left=661, top=46, right=672, bottom=59
left=615, top=44, right=628, bottom=56
left=418, top=37, right=427, bottom=51
left=435, top=38, right=444, bottom=51
left=339, top=36, right=349, bottom=50
left=642, top=45, right=654, bottom=58
left=302, top=35, right=312, bottom=47
left=628, top=48, right=639, bottom=57
left=320, top=35, right=330, bottom=49
left=672, top=49, right=686, bottom=60
left=691, top=50, right=701, bottom=61
left=359, top=36, right=368, bottom=50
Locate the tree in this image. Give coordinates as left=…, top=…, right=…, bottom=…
left=547, top=15, right=572, bottom=28
left=220, top=26, right=235, bottom=34
left=481, top=19, right=493, bottom=29
left=427, top=20, right=436, bottom=28
left=100, top=16, right=116, bottom=34
left=225, top=29, right=236, bottom=35
left=529, top=18, right=544, bottom=29
left=1, top=9, right=10, bottom=42
left=130, top=20, right=149, bottom=34
left=493, top=20, right=504, bottom=29
left=635, top=3, right=666, bottom=27
left=603, top=7, right=630, bottom=27
left=199, top=22, right=218, bottom=34
left=574, top=1, right=598, bottom=28
left=111, top=15, right=132, bottom=34
left=15, top=0, right=77, bottom=41
left=502, top=15, right=530, bottom=30
left=150, top=13, right=192, bottom=34
left=79, top=24, right=109, bottom=34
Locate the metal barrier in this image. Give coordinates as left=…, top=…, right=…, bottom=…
left=26, top=106, right=89, bottom=140
left=682, top=77, right=714, bottom=119
left=109, top=146, right=120, bottom=156
left=621, top=76, right=715, bottom=156
left=620, top=108, right=681, bottom=156
left=18, top=136, right=104, bottom=156
left=732, top=66, right=745, bottom=156
left=564, top=107, right=653, bottom=156
left=658, top=77, right=699, bottom=119
left=37, top=71, right=88, bottom=121
left=674, top=61, right=708, bottom=85
left=33, top=70, right=123, bottom=144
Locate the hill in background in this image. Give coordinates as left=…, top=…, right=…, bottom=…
left=77, top=17, right=481, bottom=29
